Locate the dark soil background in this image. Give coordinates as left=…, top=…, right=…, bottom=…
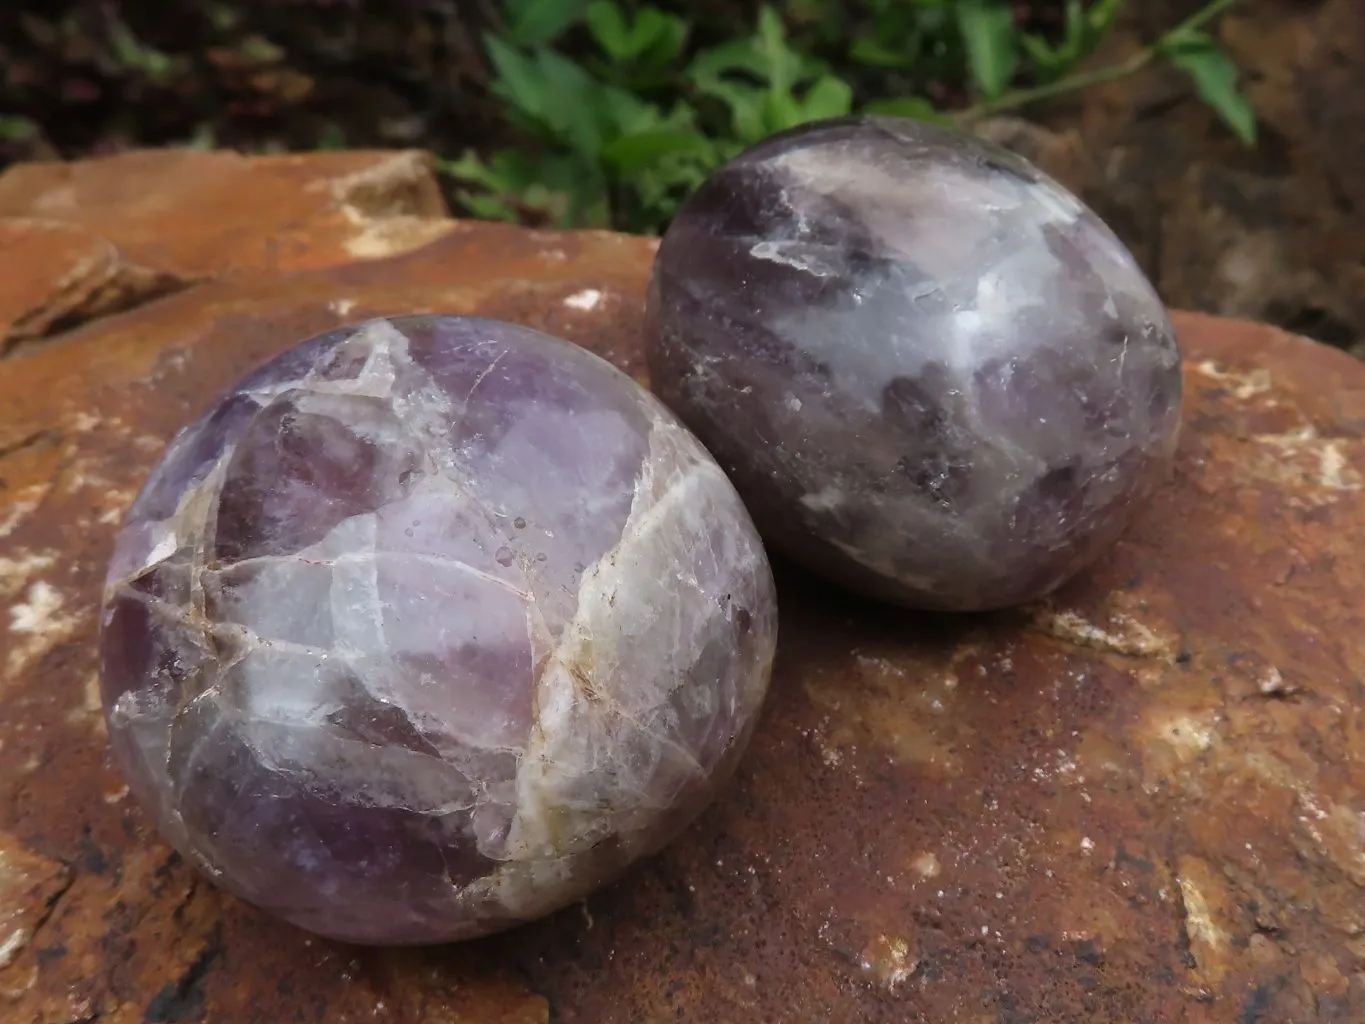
left=3, top=0, right=1364, bottom=355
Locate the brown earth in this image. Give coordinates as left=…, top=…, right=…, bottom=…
left=1002, top=0, right=1365, bottom=355
left=2, top=147, right=1365, bottom=1023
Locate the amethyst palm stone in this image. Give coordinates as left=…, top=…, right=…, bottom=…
left=646, top=116, right=1182, bottom=611
left=99, top=315, right=777, bottom=944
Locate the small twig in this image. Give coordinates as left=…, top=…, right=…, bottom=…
left=952, top=0, right=1243, bottom=125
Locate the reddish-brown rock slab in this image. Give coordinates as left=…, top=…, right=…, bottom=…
left=0, top=219, right=193, bottom=356
left=3, top=151, right=1365, bottom=1024
left=0, top=148, right=456, bottom=356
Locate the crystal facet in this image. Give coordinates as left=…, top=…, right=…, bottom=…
left=99, top=315, right=778, bottom=944
left=646, top=116, right=1183, bottom=611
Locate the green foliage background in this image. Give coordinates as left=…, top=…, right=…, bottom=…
left=0, top=1, right=1253, bottom=237
left=450, top=0, right=1255, bottom=234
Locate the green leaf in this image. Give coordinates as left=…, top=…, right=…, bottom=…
left=696, top=78, right=769, bottom=143
left=585, top=1, right=632, bottom=59
left=484, top=35, right=549, bottom=120
left=108, top=18, right=176, bottom=81
left=1062, top=0, right=1086, bottom=54
left=1086, top=0, right=1125, bottom=37
left=503, top=0, right=587, bottom=47
left=601, top=129, right=713, bottom=173
left=850, top=36, right=913, bottom=68
left=800, top=75, right=854, bottom=121
left=532, top=48, right=612, bottom=155
left=755, top=5, right=803, bottom=95
left=764, top=88, right=804, bottom=133
left=1164, top=31, right=1257, bottom=145
left=955, top=0, right=1018, bottom=99
left=1020, top=32, right=1063, bottom=80
left=687, top=38, right=768, bottom=82
left=0, top=115, right=38, bottom=141
left=439, top=151, right=535, bottom=223
left=637, top=11, right=689, bottom=69
left=861, top=96, right=950, bottom=124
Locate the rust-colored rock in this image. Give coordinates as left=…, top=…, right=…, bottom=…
left=0, top=218, right=192, bottom=355
left=0, top=148, right=458, bottom=361
left=0, top=147, right=456, bottom=281
left=2, top=149, right=1365, bottom=1023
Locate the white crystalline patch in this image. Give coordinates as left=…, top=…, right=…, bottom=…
left=239, top=712, right=477, bottom=816
left=325, top=514, right=388, bottom=657
left=505, top=417, right=768, bottom=861
left=1320, top=443, right=1354, bottom=491
left=146, top=529, right=179, bottom=567
left=347, top=319, right=411, bottom=395
left=1250, top=424, right=1364, bottom=493
left=369, top=555, right=534, bottom=751
left=1039, top=608, right=1173, bottom=660
left=6, top=580, right=84, bottom=678
left=860, top=934, right=916, bottom=990
left=0, top=551, right=56, bottom=601
left=208, top=556, right=336, bottom=648
left=69, top=411, right=103, bottom=432
left=10, top=581, right=65, bottom=636
left=800, top=486, right=845, bottom=513
left=0, top=494, right=42, bottom=540
left=940, top=250, right=1060, bottom=371
left=973, top=265, right=1042, bottom=322
left=1026, top=177, right=1086, bottom=225
left=750, top=241, right=838, bottom=277
left=1192, top=360, right=1272, bottom=401
left=228, top=644, right=343, bottom=725
left=564, top=288, right=603, bottom=311
left=0, top=927, right=27, bottom=969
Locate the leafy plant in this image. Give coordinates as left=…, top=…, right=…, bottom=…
left=447, top=0, right=1256, bottom=234
left=1159, top=26, right=1257, bottom=144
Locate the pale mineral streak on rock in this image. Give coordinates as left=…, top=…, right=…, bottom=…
left=1139, top=708, right=1223, bottom=790
left=0, top=833, right=72, bottom=974
left=1032, top=606, right=1177, bottom=661
left=318, top=150, right=458, bottom=260
left=858, top=933, right=916, bottom=990
left=0, top=499, right=41, bottom=542
left=1191, top=359, right=1274, bottom=401
left=1176, top=856, right=1237, bottom=988
left=99, top=314, right=777, bottom=943
left=563, top=289, right=604, bottom=311
left=63, top=672, right=106, bottom=730
left=0, top=550, right=56, bottom=601
left=805, top=650, right=967, bottom=776
left=1249, top=423, right=1364, bottom=494
left=0, top=218, right=194, bottom=354
left=6, top=579, right=85, bottom=680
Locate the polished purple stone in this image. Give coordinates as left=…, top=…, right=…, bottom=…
left=646, top=116, right=1182, bottom=611
left=99, top=315, right=777, bottom=944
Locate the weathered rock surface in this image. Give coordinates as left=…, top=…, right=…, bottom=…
left=0, top=148, right=456, bottom=357
left=2, top=149, right=1365, bottom=1022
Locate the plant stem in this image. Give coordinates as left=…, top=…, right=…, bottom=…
left=952, top=0, right=1243, bottom=125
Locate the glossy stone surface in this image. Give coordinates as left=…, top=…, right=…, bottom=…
left=646, top=115, right=1183, bottom=611
left=97, top=314, right=777, bottom=945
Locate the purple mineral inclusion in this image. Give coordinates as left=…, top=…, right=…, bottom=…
left=646, top=116, right=1183, bottom=611
left=99, top=315, right=778, bottom=944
